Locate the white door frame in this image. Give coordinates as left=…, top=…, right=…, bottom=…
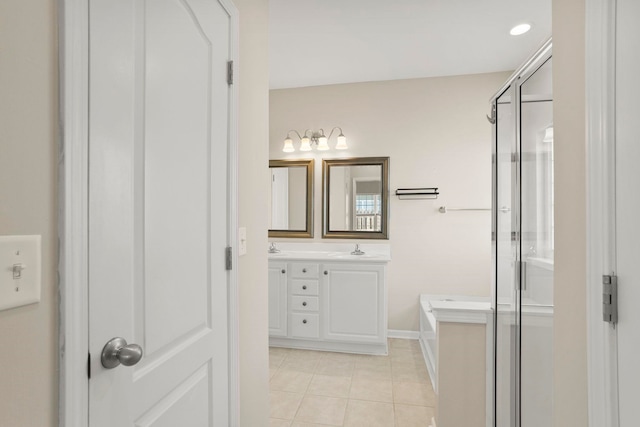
left=57, top=1, right=240, bottom=425
left=585, top=0, right=619, bottom=425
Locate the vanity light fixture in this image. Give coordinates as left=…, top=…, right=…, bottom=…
left=282, top=127, right=348, bottom=152
left=510, top=23, right=532, bottom=36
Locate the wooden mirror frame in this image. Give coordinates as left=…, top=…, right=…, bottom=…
left=322, top=157, right=389, bottom=239
left=268, top=159, right=314, bottom=238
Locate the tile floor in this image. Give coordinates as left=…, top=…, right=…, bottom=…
left=269, top=339, right=436, bottom=427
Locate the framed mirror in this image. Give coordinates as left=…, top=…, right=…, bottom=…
left=322, top=157, right=389, bottom=239
left=269, top=159, right=314, bottom=238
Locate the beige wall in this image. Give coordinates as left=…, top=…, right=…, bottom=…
left=270, top=72, right=510, bottom=331
left=552, top=0, right=589, bottom=424
left=235, top=0, right=270, bottom=425
left=0, top=0, right=59, bottom=426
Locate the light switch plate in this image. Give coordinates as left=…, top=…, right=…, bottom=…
left=0, top=235, right=41, bottom=311
left=238, top=227, right=247, bottom=256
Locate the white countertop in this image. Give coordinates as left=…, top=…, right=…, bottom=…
left=267, top=243, right=391, bottom=263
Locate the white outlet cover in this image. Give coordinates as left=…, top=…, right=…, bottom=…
left=0, top=235, right=41, bottom=311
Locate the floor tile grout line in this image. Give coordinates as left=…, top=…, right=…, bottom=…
left=270, top=340, right=434, bottom=425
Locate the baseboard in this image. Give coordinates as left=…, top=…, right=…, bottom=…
left=387, top=329, right=419, bottom=339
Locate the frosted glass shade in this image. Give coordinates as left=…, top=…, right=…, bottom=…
left=300, top=137, right=312, bottom=151
left=282, top=137, right=295, bottom=152
left=335, top=134, right=348, bottom=149
left=317, top=136, right=329, bottom=150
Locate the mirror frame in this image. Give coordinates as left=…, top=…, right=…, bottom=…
left=268, top=159, right=314, bottom=238
left=322, top=157, right=389, bottom=239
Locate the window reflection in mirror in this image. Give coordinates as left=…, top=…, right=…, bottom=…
left=269, top=159, right=314, bottom=238
left=323, top=157, right=389, bottom=239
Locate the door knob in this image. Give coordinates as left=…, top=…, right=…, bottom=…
left=101, top=337, right=144, bottom=369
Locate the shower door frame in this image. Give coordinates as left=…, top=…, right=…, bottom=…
left=490, top=38, right=553, bottom=427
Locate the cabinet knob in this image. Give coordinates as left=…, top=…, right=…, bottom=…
left=302, top=285, right=307, bottom=290
left=281, top=269, right=286, bottom=274
left=302, top=268, right=307, bottom=273
left=302, top=319, right=307, bottom=324
left=302, top=301, right=307, bottom=307
left=324, top=271, right=328, bottom=275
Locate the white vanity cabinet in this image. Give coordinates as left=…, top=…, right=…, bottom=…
left=288, top=262, right=321, bottom=340
left=268, top=262, right=287, bottom=337
left=268, top=249, right=389, bottom=355
left=322, top=263, right=386, bottom=346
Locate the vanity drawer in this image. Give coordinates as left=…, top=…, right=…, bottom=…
left=290, top=313, right=320, bottom=339
left=291, top=296, right=319, bottom=312
left=290, top=263, right=319, bottom=279
left=291, top=279, right=319, bottom=296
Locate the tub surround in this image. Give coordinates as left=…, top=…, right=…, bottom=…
left=419, top=294, right=493, bottom=427
left=268, top=243, right=390, bottom=355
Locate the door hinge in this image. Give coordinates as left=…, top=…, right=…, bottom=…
left=227, top=60, right=234, bottom=85
left=225, top=246, right=233, bottom=271
left=486, top=102, right=496, bottom=124
left=603, top=275, right=618, bottom=323
left=87, top=352, right=91, bottom=379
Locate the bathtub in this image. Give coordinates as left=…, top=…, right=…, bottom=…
left=418, top=294, right=492, bottom=392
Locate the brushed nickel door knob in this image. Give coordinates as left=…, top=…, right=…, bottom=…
left=101, top=337, right=144, bottom=369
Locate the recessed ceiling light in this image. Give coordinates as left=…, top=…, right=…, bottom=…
left=510, top=23, right=532, bottom=36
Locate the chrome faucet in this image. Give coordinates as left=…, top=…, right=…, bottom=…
left=351, top=244, right=365, bottom=255
left=268, top=242, right=280, bottom=253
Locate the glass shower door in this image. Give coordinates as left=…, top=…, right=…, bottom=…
left=519, top=57, right=554, bottom=427
left=494, top=86, right=519, bottom=427
left=492, top=40, right=553, bottom=427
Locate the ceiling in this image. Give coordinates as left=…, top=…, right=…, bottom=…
left=269, top=0, right=552, bottom=89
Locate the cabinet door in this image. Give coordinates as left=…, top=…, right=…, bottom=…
left=268, top=262, right=288, bottom=337
left=322, top=263, right=386, bottom=343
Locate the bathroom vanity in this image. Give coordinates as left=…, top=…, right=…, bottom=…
left=268, top=244, right=390, bottom=355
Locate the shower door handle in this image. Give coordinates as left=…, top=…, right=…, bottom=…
left=515, top=260, right=527, bottom=292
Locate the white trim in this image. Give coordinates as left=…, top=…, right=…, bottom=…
left=387, top=329, right=419, bottom=340
left=59, top=0, right=89, bottom=425
left=586, top=0, right=620, bottom=426
left=418, top=334, right=437, bottom=391
left=430, top=309, right=491, bottom=324
left=485, top=312, right=494, bottom=427
left=58, top=1, right=240, bottom=425
left=220, top=0, right=240, bottom=424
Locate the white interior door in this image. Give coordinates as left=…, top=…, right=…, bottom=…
left=88, top=0, right=234, bottom=425
left=615, top=0, right=640, bottom=424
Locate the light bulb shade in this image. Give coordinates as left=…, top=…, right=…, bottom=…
left=543, top=126, right=554, bottom=143
left=317, top=136, right=329, bottom=150
left=300, top=136, right=312, bottom=151
left=283, top=137, right=295, bottom=152
left=335, top=134, right=348, bottom=149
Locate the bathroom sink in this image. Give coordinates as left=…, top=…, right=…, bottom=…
left=267, top=251, right=292, bottom=257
